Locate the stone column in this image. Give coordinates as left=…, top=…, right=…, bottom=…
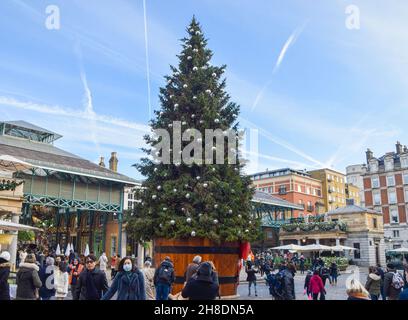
left=137, top=244, right=144, bottom=268
left=336, top=238, right=340, bottom=246
left=9, top=213, right=20, bottom=268
left=297, top=239, right=301, bottom=245
left=315, top=239, right=320, bottom=244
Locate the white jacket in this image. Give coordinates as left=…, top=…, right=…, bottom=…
left=99, top=255, right=108, bottom=271
left=54, top=268, right=69, bottom=298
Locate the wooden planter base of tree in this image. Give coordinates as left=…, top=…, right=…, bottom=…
left=154, top=238, right=241, bottom=297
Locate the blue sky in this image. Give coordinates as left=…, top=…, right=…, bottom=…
left=1, top=0, right=407, bottom=179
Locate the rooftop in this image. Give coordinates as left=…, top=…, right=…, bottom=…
left=0, top=121, right=139, bottom=185
left=326, top=204, right=382, bottom=216
left=0, top=120, right=62, bottom=144
left=250, top=168, right=312, bottom=179
left=252, top=190, right=304, bottom=210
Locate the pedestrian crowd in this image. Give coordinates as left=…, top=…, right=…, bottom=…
left=1, top=247, right=407, bottom=300
left=246, top=250, right=408, bottom=300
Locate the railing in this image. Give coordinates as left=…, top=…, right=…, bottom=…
left=280, top=221, right=348, bottom=233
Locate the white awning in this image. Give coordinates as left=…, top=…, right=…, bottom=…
left=0, top=220, right=42, bottom=232
left=270, top=244, right=303, bottom=251
left=387, top=247, right=408, bottom=254
left=296, top=244, right=333, bottom=252
left=0, top=155, right=34, bottom=172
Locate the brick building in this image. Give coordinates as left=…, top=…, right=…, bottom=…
left=250, top=168, right=324, bottom=218
left=363, top=141, right=408, bottom=249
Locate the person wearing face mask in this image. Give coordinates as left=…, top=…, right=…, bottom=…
left=101, top=257, right=146, bottom=300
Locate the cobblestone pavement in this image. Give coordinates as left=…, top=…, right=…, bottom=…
left=234, top=266, right=369, bottom=300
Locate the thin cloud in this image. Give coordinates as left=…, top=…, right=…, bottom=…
left=252, top=22, right=307, bottom=111
left=239, top=116, right=326, bottom=168
left=0, top=95, right=150, bottom=133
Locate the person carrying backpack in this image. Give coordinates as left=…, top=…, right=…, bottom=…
left=265, top=269, right=285, bottom=300
left=154, top=257, right=175, bottom=300
left=383, top=263, right=403, bottom=300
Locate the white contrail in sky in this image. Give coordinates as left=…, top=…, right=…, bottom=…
left=251, top=23, right=307, bottom=111
left=143, top=0, right=152, bottom=120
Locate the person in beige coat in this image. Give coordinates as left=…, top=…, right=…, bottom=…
left=142, top=260, right=156, bottom=300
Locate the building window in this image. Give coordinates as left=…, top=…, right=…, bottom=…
left=266, top=231, right=273, bottom=239
left=385, top=160, right=394, bottom=171
left=297, top=185, right=301, bottom=192
left=278, top=185, right=287, bottom=195
left=402, top=157, right=408, bottom=168
left=387, top=175, right=395, bottom=187
left=390, top=208, right=399, bottom=223
left=306, top=187, right=310, bottom=194
left=373, top=192, right=381, bottom=205
left=388, top=190, right=397, bottom=204
left=373, top=218, right=377, bottom=229
left=372, top=177, right=379, bottom=188
left=403, top=173, right=408, bottom=185
left=353, top=243, right=361, bottom=259
left=128, top=201, right=133, bottom=209
left=128, top=193, right=133, bottom=200
left=268, top=187, right=272, bottom=193
left=393, top=230, right=400, bottom=238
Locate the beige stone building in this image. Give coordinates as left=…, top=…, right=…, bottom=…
left=308, top=168, right=347, bottom=211
left=279, top=200, right=386, bottom=267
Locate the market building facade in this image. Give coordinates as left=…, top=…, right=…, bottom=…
left=0, top=120, right=139, bottom=263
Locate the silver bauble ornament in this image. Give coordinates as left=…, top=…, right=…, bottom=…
left=187, top=56, right=192, bottom=60
left=205, top=89, right=212, bottom=94
left=191, top=231, right=196, bottom=237
left=186, top=217, right=192, bottom=223
left=183, top=84, right=188, bottom=88
left=203, top=183, right=208, bottom=188
left=193, top=67, right=198, bottom=71
left=157, top=185, right=162, bottom=190
left=185, top=193, right=190, bottom=199
left=152, top=194, right=157, bottom=200
left=173, top=188, right=177, bottom=192
left=214, top=118, right=220, bottom=124
left=170, top=220, right=175, bottom=225
left=238, top=214, right=242, bottom=218
left=214, top=204, right=218, bottom=209
left=213, top=219, right=218, bottom=224
left=196, top=176, right=200, bottom=180
left=228, top=209, right=233, bottom=214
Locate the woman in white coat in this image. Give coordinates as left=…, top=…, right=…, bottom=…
left=54, top=261, right=69, bottom=300
left=98, top=252, right=108, bottom=274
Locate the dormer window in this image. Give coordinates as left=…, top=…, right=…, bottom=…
left=385, top=158, right=394, bottom=171
left=369, top=160, right=378, bottom=172
left=401, top=156, right=408, bottom=168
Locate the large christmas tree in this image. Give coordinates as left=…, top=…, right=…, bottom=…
left=126, top=17, right=260, bottom=244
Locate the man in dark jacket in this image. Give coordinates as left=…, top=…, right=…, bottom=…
left=154, top=257, right=175, bottom=300
left=245, top=260, right=258, bottom=296
left=281, top=265, right=296, bottom=300
left=74, top=254, right=108, bottom=300
left=383, top=263, right=402, bottom=300
left=376, top=264, right=386, bottom=300
left=181, top=262, right=219, bottom=300
left=0, top=251, right=11, bottom=300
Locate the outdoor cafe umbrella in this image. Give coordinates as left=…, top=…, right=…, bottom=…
left=330, top=245, right=357, bottom=252
left=296, top=244, right=333, bottom=252
left=84, top=243, right=90, bottom=257
left=388, top=247, right=408, bottom=254
left=70, top=242, right=75, bottom=253
left=270, top=244, right=303, bottom=251
left=56, top=244, right=61, bottom=255
left=65, top=243, right=71, bottom=256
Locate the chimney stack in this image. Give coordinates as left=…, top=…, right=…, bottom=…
left=366, top=148, right=373, bottom=164
left=99, top=157, right=106, bottom=167
left=396, top=141, right=402, bottom=154
left=109, top=152, right=118, bottom=172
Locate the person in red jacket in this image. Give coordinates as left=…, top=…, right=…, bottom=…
left=309, top=270, right=326, bottom=300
